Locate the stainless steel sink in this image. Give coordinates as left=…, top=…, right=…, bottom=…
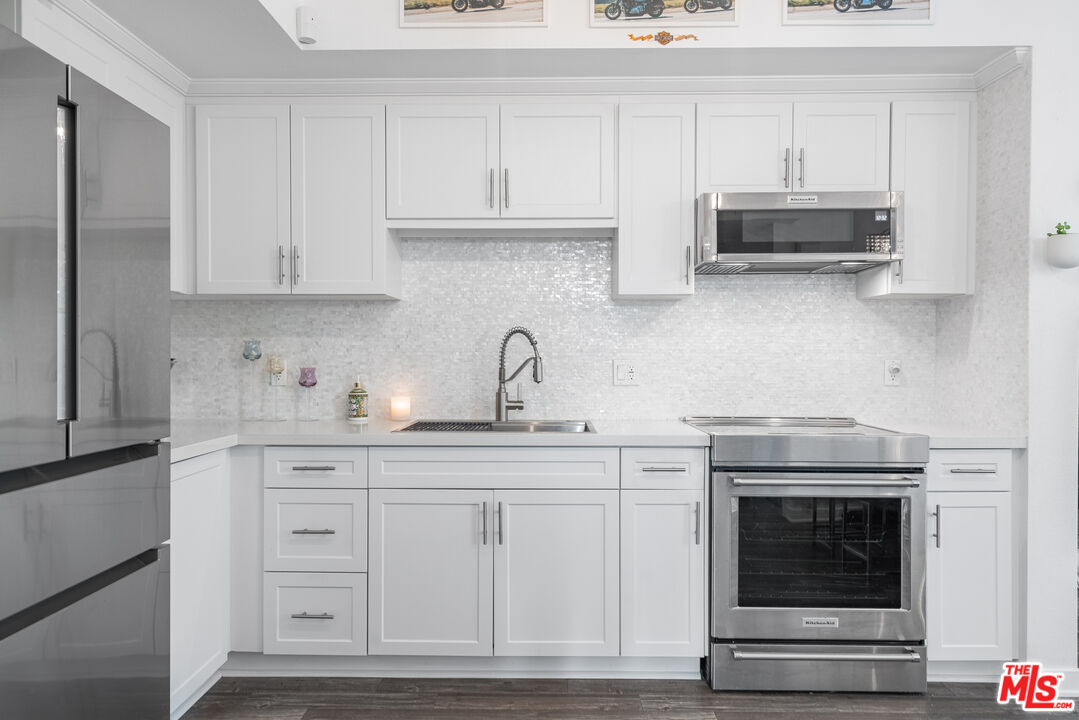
left=396, top=419, right=594, bottom=433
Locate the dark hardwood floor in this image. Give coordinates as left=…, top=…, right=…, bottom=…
left=183, top=678, right=1046, bottom=720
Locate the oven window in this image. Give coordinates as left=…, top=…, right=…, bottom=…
left=737, top=497, right=904, bottom=609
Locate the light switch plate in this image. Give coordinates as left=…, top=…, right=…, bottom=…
left=884, top=359, right=902, bottom=387
left=613, top=360, right=639, bottom=386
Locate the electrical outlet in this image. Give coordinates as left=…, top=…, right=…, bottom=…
left=270, top=359, right=288, bottom=387
left=613, top=360, right=639, bottom=387
left=884, top=359, right=902, bottom=387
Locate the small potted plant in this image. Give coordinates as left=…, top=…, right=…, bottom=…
left=1046, top=221, right=1079, bottom=268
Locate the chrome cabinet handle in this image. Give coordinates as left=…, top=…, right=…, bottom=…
left=489, top=168, right=494, bottom=209
left=798, top=148, right=805, bottom=188
left=731, top=475, right=920, bottom=488
left=949, top=467, right=996, bottom=474
left=931, top=504, right=941, bottom=548
left=504, top=168, right=509, bottom=209
left=694, top=501, right=701, bottom=545
left=290, top=612, right=334, bottom=620
left=643, top=466, right=688, bottom=473
left=278, top=245, right=286, bottom=286
left=293, top=245, right=301, bottom=286
left=497, top=501, right=504, bottom=545
left=291, top=528, right=336, bottom=535
left=731, top=649, right=920, bottom=663
left=481, top=501, right=488, bottom=546
left=783, top=147, right=791, bottom=188
left=291, top=465, right=337, bottom=472
left=685, top=246, right=692, bottom=286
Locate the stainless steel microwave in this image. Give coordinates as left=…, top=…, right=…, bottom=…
left=695, top=191, right=903, bottom=275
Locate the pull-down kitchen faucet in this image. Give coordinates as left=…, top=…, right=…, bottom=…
left=495, top=326, right=543, bottom=421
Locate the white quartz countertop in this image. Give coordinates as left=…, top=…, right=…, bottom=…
left=168, top=418, right=711, bottom=463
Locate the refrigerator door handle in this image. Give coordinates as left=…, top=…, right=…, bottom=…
left=56, top=101, right=77, bottom=424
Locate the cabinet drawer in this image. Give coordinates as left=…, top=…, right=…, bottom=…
left=929, top=450, right=1012, bottom=492
left=369, top=447, right=619, bottom=489
left=264, top=447, right=368, bottom=488
left=264, top=489, right=367, bottom=572
left=263, top=572, right=367, bottom=655
left=620, top=448, right=705, bottom=489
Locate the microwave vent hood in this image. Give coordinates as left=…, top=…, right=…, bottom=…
left=695, top=191, right=903, bottom=276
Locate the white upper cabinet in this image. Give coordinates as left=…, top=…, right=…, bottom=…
left=500, top=104, right=615, bottom=219
left=697, top=103, right=794, bottom=193
left=196, top=105, right=291, bottom=294
left=793, top=102, right=890, bottom=192
left=291, top=105, right=392, bottom=295
left=698, top=102, right=889, bottom=194
left=386, top=103, right=615, bottom=221
left=858, top=101, right=974, bottom=299
left=196, top=103, right=398, bottom=297
left=386, top=104, right=500, bottom=220
left=616, top=104, right=696, bottom=298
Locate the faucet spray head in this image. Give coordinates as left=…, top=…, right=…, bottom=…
left=534, top=355, right=543, bottom=383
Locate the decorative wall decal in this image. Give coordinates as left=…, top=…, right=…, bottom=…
left=628, top=31, right=701, bottom=44
left=783, top=0, right=932, bottom=25
left=592, top=0, right=737, bottom=27
left=401, top=0, right=546, bottom=27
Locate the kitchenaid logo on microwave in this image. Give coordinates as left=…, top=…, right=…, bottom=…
left=787, top=194, right=819, bottom=205
left=997, top=663, right=1075, bottom=712
left=801, top=617, right=839, bottom=628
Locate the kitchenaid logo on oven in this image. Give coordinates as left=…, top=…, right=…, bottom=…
left=801, top=617, right=839, bottom=628
left=997, top=663, right=1075, bottom=711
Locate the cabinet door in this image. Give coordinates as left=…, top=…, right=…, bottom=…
left=926, top=491, right=1013, bottom=661
left=196, top=105, right=291, bottom=294
left=368, top=490, right=494, bottom=656
left=386, top=104, right=499, bottom=219
left=793, top=102, right=890, bottom=192
left=697, top=103, right=794, bottom=193
left=494, top=490, right=619, bottom=656
left=291, top=105, right=391, bottom=295
left=616, top=104, right=695, bottom=298
left=499, top=104, right=615, bottom=219
left=858, top=101, right=973, bottom=299
left=621, top=490, right=705, bottom=657
left=170, top=451, right=230, bottom=713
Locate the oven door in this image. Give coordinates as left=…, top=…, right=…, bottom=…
left=712, top=470, right=925, bottom=643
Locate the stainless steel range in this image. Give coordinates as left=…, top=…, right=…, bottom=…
left=684, top=417, right=930, bottom=694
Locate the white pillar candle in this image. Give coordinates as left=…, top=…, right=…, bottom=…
left=390, top=395, right=411, bottom=421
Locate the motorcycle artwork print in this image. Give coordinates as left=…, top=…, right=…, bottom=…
left=401, top=0, right=545, bottom=26
left=783, top=0, right=931, bottom=24
left=591, top=0, right=737, bottom=26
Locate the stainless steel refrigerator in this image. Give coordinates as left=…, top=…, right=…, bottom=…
left=0, top=25, right=170, bottom=720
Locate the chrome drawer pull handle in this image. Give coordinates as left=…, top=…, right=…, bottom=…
left=291, top=528, right=336, bottom=535
left=731, top=649, right=921, bottom=663
left=949, top=468, right=996, bottom=474
left=481, top=501, right=488, bottom=546
left=290, top=612, right=335, bottom=620
left=931, top=504, right=941, bottom=549
left=291, top=465, right=337, bottom=472
left=642, top=466, right=687, bottom=473
left=694, top=501, right=701, bottom=545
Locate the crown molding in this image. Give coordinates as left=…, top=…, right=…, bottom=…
left=186, top=72, right=977, bottom=99
left=974, top=46, right=1030, bottom=91
left=52, top=0, right=191, bottom=94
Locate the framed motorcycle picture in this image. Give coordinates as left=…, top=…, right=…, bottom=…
left=401, top=0, right=546, bottom=27
left=591, top=0, right=739, bottom=27
left=783, top=0, right=932, bottom=25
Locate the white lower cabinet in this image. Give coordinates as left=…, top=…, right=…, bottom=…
left=263, top=572, right=367, bottom=655
left=368, top=488, right=619, bottom=657
left=926, top=490, right=1013, bottom=661
left=368, top=489, right=494, bottom=656
left=170, top=451, right=231, bottom=713
left=620, top=490, right=705, bottom=657
left=494, top=490, right=620, bottom=656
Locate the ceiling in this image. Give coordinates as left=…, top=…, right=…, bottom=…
left=93, top=0, right=1010, bottom=81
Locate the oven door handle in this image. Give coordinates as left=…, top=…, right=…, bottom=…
left=729, top=475, right=920, bottom=488
left=731, top=649, right=922, bottom=663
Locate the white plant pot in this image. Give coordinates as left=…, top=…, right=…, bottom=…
left=1046, top=233, right=1079, bottom=269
